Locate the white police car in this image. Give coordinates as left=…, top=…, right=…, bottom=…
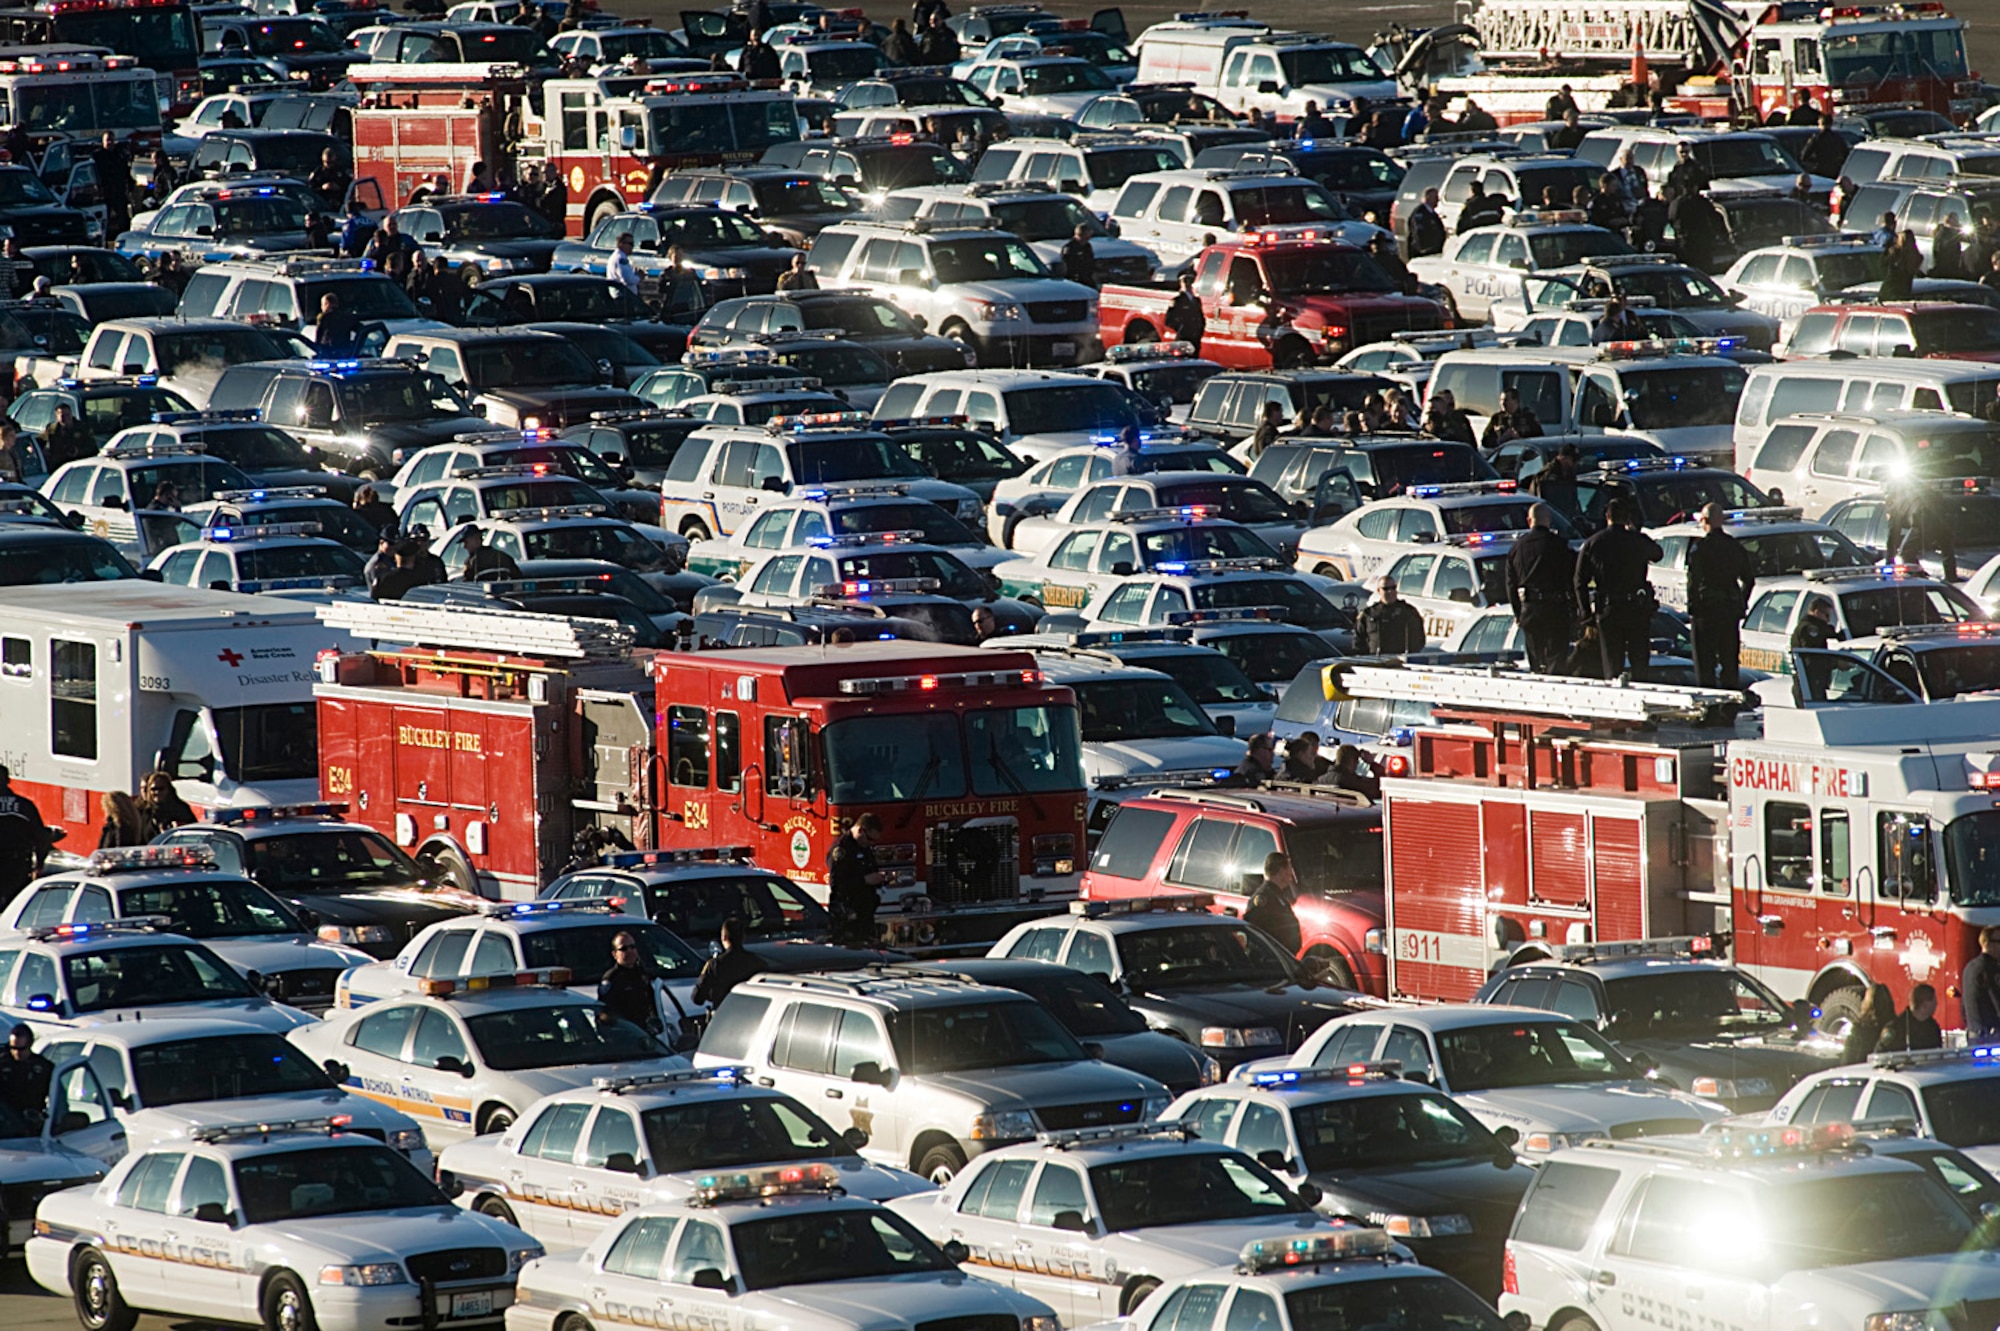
left=1768, top=1045, right=2000, bottom=1175
left=1738, top=564, right=1985, bottom=676
left=1073, top=564, right=1362, bottom=650
left=992, top=512, right=1285, bottom=611
left=291, top=976, right=690, bottom=1142
left=683, top=489, right=1004, bottom=581
left=146, top=520, right=368, bottom=598
left=1375, top=537, right=1521, bottom=645
left=1647, top=505, right=1868, bottom=612
left=437, top=1066, right=931, bottom=1249
left=540, top=849, right=830, bottom=945
left=28, top=1121, right=541, bottom=1331
left=508, top=1166, right=1058, bottom=1331
left=1722, top=233, right=1886, bottom=334
left=1293, top=480, right=1547, bottom=582
left=1010, top=475, right=1304, bottom=562
left=1033, top=654, right=1246, bottom=805
left=984, top=431, right=1237, bottom=548
left=428, top=505, right=682, bottom=576
left=1406, top=212, right=1634, bottom=324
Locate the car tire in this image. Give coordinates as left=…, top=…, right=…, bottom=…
left=941, top=321, right=977, bottom=357
left=916, top=1142, right=967, bottom=1186
left=263, top=1272, right=318, bottom=1331
left=72, top=1249, right=138, bottom=1331
left=1120, top=1278, right=1161, bottom=1315
left=481, top=1105, right=517, bottom=1134
left=476, top=1195, right=518, bottom=1227
left=680, top=519, right=712, bottom=542
left=1124, top=322, right=1157, bottom=345
left=1273, top=337, right=1313, bottom=369
left=1305, top=947, right=1356, bottom=990
left=1815, top=984, right=1865, bottom=1040
left=1552, top=1316, right=1601, bottom=1331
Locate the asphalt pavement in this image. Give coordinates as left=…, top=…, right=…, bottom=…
left=0, top=1257, right=191, bottom=1331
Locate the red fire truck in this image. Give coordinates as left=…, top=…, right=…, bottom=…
left=1361, top=657, right=2000, bottom=1032
left=312, top=600, right=1088, bottom=932
left=349, top=64, right=798, bottom=233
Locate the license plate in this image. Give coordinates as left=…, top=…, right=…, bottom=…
left=450, top=1291, right=494, bottom=1318
left=1051, top=341, right=1075, bottom=357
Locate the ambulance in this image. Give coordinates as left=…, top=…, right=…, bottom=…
left=0, top=582, right=358, bottom=859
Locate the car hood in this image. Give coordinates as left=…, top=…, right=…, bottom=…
left=476, top=385, right=643, bottom=427
left=1206, top=700, right=1277, bottom=735
left=755, top=1270, right=1052, bottom=1325
left=449, top=238, right=564, bottom=264
left=0, top=1139, right=103, bottom=1186
left=203, top=932, right=373, bottom=976
left=68, top=997, right=318, bottom=1033
left=1083, top=735, right=1247, bottom=779
left=1456, top=1079, right=1726, bottom=1135
left=1094, top=1030, right=1211, bottom=1091
left=1293, top=79, right=1399, bottom=106
left=952, top=277, right=1097, bottom=303
left=1093, top=1213, right=1331, bottom=1272
left=1623, top=1031, right=1838, bottom=1084
left=1307, top=1153, right=1531, bottom=1225
left=123, top=1089, right=416, bottom=1144
left=950, top=543, right=1010, bottom=571
left=859, top=333, right=970, bottom=375
left=1128, top=984, right=1351, bottom=1033
left=500, top=1055, right=693, bottom=1098
left=355, top=416, right=494, bottom=448
left=255, top=1205, right=518, bottom=1264
left=293, top=886, right=470, bottom=928
left=1778, top=1250, right=2000, bottom=1309
left=656, top=1156, right=932, bottom=1204
left=916, top=1059, right=1164, bottom=1110
left=1710, top=173, right=1835, bottom=195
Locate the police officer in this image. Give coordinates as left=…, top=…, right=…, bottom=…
left=1355, top=574, right=1427, bottom=655
left=0, top=1025, right=52, bottom=1118
left=1888, top=477, right=1958, bottom=581
left=1243, top=852, right=1302, bottom=956
left=598, top=931, right=665, bottom=1036
left=1685, top=502, right=1754, bottom=690
left=1506, top=502, right=1576, bottom=674
left=692, top=917, right=767, bottom=1007
left=827, top=812, right=886, bottom=947
left=1575, top=496, right=1662, bottom=681
left=1791, top=595, right=1838, bottom=651
left=0, top=766, right=46, bottom=900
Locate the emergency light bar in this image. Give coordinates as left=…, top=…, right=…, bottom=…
left=1409, top=480, right=1518, bottom=498
left=1037, top=1122, right=1196, bottom=1150
left=455, top=463, right=563, bottom=480
left=1881, top=622, right=2000, bottom=642
left=1550, top=935, right=1715, bottom=963
left=745, top=329, right=845, bottom=344
left=25, top=915, right=174, bottom=942
left=594, top=1065, right=754, bottom=1093
left=766, top=410, right=873, bottom=432
left=416, top=967, right=574, bottom=997
left=692, top=1162, right=841, bottom=1205
left=1872, top=1044, right=2000, bottom=1071
left=1596, top=336, right=1743, bottom=360
left=1610, top=456, right=1696, bottom=473
left=1802, top=561, right=1927, bottom=583
left=104, top=439, right=206, bottom=458
left=187, top=1116, right=354, bottom=1143
left=1070, top=628, right=1194, bottom=647
left=1443, top=529, right=1529, bottom=548
left=682, top=348, right=775, bottom=366
left=1110, top=506, right=1219, bottom=524
left=1248, top=1062, right=1402, bottom=1087
left=211, top=487, right=329, bottom=504
left=1501, top=207, right=1588, bottom=225
left=1923, top=475, right=1995, bottom=492
left=588, top=407, right=690, bottom=425
left=1707, top=1121, right=1858, bottom=1158
left=1782, top=233, right=1877, bottom=249
left=205, top=803, right=349, bottom=825
left=153, top=409, right=262, bottom=426
left=814, top=577, right=943, bottom=598
left=480, top=899, right=620, bottom=919
left=1105, top=341, right=1200, bottom=364
left=1163, top=605, right=1287, bottom=625
left=601, top=846, right=755, bottom=868
left=1069, top=893, right=1216, bottom=917
left=202, top=522, right=324, bottom=542
left=87, top=846, right=216, bottom=873
left=1149, top=557, right=1287, bottom=573
left=1721, top=506, right=1805, bottom=524
left=1238, top=1229, right=1396, bottom=1273
left=874, top=415, right=972, bottom=429
left=1093, top=767, right=1238, bottom=791
left=486, top=504, right=612, bottom=521
left=838, top=667, right=1043, bottom=695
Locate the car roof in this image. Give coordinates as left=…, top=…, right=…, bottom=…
left=1335, top=1003, right=1572, bottom=1031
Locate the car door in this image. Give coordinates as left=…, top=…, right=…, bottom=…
left=1040, top=530, right=1101, bottom=609
left=594, top=1215, right=680, bottom=1323
left=939, top=1155, right=1037, bottom=1285
left=97, top=1149, right=185, bottom=1304
left=1599, top=1175, right=1765, bottom=1331
left=759, top=999, right=846, bottom=1123
left=1010, top=1159, right=1100, bottom=1322
left=338, top=1001, right=423, bottom=1112
left=161, top=1153, right=245, bottom=1318
left=49, top=1057, right=127, bottom=1165
left=572, top=1102, right=647, bottom=1247
left=507, top=1099, right=590, bottom=1246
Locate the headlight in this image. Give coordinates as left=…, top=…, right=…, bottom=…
left=1373, top=1212, right=1473, bottom=1238
left=1521, top=1131, right=1606, bottom=1154
left=1023, top=1317, right=1061, bottom=1331
left=1198, top=1054, right=1223, bottom=1085
left=319, top=924, right=392, bottom=945
left=696, top=265, right=747, bottom=280
left=956, top=498, right=982, bottom=520
left=388, top=1128, right=426, bottom=1153
left=1691, top=1077, right=1773, bottom=1098
left=969, top=1109, right=1038, bottom=1140
left=318, top=1263, right=406, bottom=1286
left=1865, top=1314, right=1954, bottom=1331
left=1141, top=1095, right=1171, bottom=1120
left=975, top=300, right=1025, bottom=322
left=508, top=1247, right=545, bottom=1273
left=1201, top=1026, right=1281, bottom=1048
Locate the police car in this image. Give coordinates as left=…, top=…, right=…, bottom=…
left=146, top=521, right=368, bottom=598
left=683, top=488, right=1005, bottom=581
left=334, top=900, right=706, bottom=1039
left=382, top=434, right=665, bottom=529
left=4, top=847, right=375, bottom=1008
left=1500, top=255, right=1782, bottom=348
left=1276, top=1005, right=1729, bottom=1154
left=698, top=331, right=900, bottom=413
left=436, top=1066, right=932, bottom=1248
left=887, top=1122, right=1329, bottom=1319
left=1164, top=1066, right=1532, bottom=1299
left=28, top=1121, right=541, bottom=1331
left=872, top=368, right=1154, bottom=467
left=1568, top=341, right=1754, bottom=463
left=993, top=512, right=1284, bottom=611
left=539, top=848, right=830, bottom=947
left=1738, top=564, right=1985, bottom=675
left=392, top=461, right=622, bottom=531
left=103, top=410, right=346, bottom=499
left=511, top=1165, right=1056, bottom=1331
left=885, top=184, right=1158, bottom=287
left=1086, top=342, right=1226, bottom=421
left=697, top=534, right=1040, bottom=637
left=1721, top=232, right=1886, bottom=334
left=1293, top=480, right=1556, bottom=582
left=292, top=976, right=690, bottom=1141
left=1358, top=540, right=1512, bottom=646
left=37, top=1016, right=431, bottom=1170
left=1647, top=506, right=1868, bottom=613
left=1515, top=300, right=1719, bottom=349
left=1032, top=653, right=1247, bottom=802
left=986, top=432, right=1240, bottom=547
left=178, top=487, right=382, bottom=553
left=997, top=634, right=1276, bottom=736
left=1768, top=1045, right=2000, bottom=1175
left=425, top=506, right=679, bottom=577
left=1503, top=1125, right=2000, bottom=1331
left=1405, top=211, right=1635, bottom=325
left=1075, top=564, right=1363, bottom=651
left=1334, top=329, right=1506, bottom=395
left=1182, top=618, right=1344, bottom=692
left=1011, top=474, right=1305, bottom=562
left=1574, top=455, right=1771, bottom=531
left=39, top=435, right=243, bottom=558
left=964, top=54, right=1118, bottom=116
left=14, top=376, right=198, bottom=458
left=0, top=1057, right=115, bottom=1251
left=679, top=381, right=853, bottom=429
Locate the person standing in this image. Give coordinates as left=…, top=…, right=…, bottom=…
left=1593, top=293, right=1647, bottom=343
left=1802, top=113, right=1850, bottom=179
left=1665, top=142, right=1710, bottom=198
left=1933, top=212, right=1967, bottom=279
left=1887, top=475, right=1957, bottom=580
left=1507, top=502, right=1577, bottom=674
left=138, top=770, right=195, bottom=834
left=606, top=229, right=642, bottom=296
left=776, top=253, right=818, bottom=291
left=315, top=292, right=361, bottom=355
left=308, top=146, right=351, bottom=215
left=693, top=917, right=767, bottom=1006
left=1406, top=186, right=1446, bottom=259
left=39, top=403, right=92, bottom=469
left=0, top=1026, right=52, bottom=1118
left=97, top=791, right=147, bottom=849
left=1423, top=388, right=1475, bottom=444
left=1243, top=852, right=1302, bottom=956
left=1165, top=271, right=1205, bottom=348
left=1456, top=178, right=1505, bottom=233
left=1880, top=230, right=1920, bottom=300
left=1548, top=107, right=1586, bottom=152
left=1356, top=574, right=1428, bottom=655
left=90, top=133, right=132, bottom=241
left=1876, top=983, right=1943, bottom=1053
left=1231, top=733, right=1276, bottom=788
left=882, top=17, right=917, bottom=63
left=1785, top=88, right=1819, bottom=125
left=459, top=527, right=522, bottom=581
left=0, top=767, right=46, bottom=899
left=1528, top=443, right=1582, bottom=522
left=1480, top=386, right=1543, bottom=448
left=1575, top=496, right=1661, bottom=681
left=1964, top=927, right=2000, bottom=1042
left=918, top=13, right=959, bottom=64
left=599, top=931, right=665, bottom=1035
left=1842, top=984, right=1896, bottom=1066
left=1060, top=225, right=1096, bottom=287
left=1668, top=185, right=1722, bottom=271
left=1544, top=83, right=1578, bottom=120
left=827, top=813, right=886, bottom=947
left=1791, top=594, right=1838, bottom=651
left=1685, top=502, right=1754, bottom=690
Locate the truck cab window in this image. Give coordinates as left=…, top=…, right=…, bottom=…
left=668, top=705, right=710, bottom=789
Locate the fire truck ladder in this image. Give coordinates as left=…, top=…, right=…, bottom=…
left=1330, top=662, right=1739, bottom=726
left=1474, top=0, right=1701, bottom=60
left=318, top=601, right=636, bottom=658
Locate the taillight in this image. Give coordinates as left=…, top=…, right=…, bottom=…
left=1503, top=1247, right=1518, bottom=1296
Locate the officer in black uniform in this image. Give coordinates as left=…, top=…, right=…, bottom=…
left=1791, top=595, right=1838, bottom=651
left=598, top=931, right=665, bottom=1036
left=826, top=812, right=885, bottom=948
left=1685, top=502, right=1755, bottom=690
left=1575, top=496, right=1662, bottom=681
left=1506, top=502, right=1577, bottom=673
left=0, top=766, right=46, bottom=900
left=0, top=1025, right=53, bottom=1118
left=692, top=917, right=767, bottom=1007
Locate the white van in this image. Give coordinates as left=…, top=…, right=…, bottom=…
left=1106, top=167, right=1383, bottom=262
left=1131, top=17, right=1398, bottom=122
left=1732, top=358, right=2000, bottom=471
left=1743, top=408, right=2000, bottom=518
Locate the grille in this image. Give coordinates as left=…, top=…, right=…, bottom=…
left=919, top=1317, right=1018, bottom=1331
left=406, top=1248, right=507, bottom=1283
left=1036, top=1099, right=1146, bottom=1130
left=1608, top=1118, right=1705, bottom=1140
left=924, top=820, right=1019, bottom=904
left=17, top=215, right=83, bottom=244
left=267, top=968, right=346, bottom=1001
left=1026, top=300, right=1087, bottom=324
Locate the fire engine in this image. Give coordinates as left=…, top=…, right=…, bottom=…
left=1433, top=0, right=1974, bottom=125
left=312, top=600, right=1089, bottom=940
left=0, top=0, right=202, bottom=117
left=1358, top=656, right=2000, bottom=1034
left=349, top=64, right=798, bottom=234
left=0, top=581, right=359, bottom=861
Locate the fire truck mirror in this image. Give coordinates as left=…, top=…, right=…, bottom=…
left=619, top=124, right=638, bottom=152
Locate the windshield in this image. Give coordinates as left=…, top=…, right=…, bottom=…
left=1005, top=968, right=1146, bottom=1035
left=610, top=421, right=698, bottom=468
left=52, top=5, right=196, bottom=66
left=463, top=1001, right=669, bottom=1071
left=214, top=197, right=308, bottom=235
left=1277, top=45, right=1384, bottom=84
left=929, top=236, right=1046, bottom=281
left=132, top=1033, right=331, bottom=1107
left=337, top=372, right=466, bottom=424
left=1231, top=183, right=1347, bottom=227
left=790, top=436, right=928, bottom=482
left=772, top=344, right=891, bottom=387
left=518, top=922, right=702, bottom=980
left=804, top=43, right=880, bottom=80
left=1909, top=306, right=2000, bottom=350
left=302, top=278, right=418, bottom=321
left=1599, top=968, right=1790, bottom=1038
left=799, top=296, right=919, bottom=335
left=834, top=547, right=988, bottom=597
left=1610, top=266, right=1732, bottom=309
left=1612, top=474, right=1765, bottom=526
left=1914, top=1073, right=2000, bottom=1147
left=1118, top=922, right=1295, bottom=986
left=1146, top=649, right=1264, bottom=704
left=1363, top=444, right=1487, bottom=491
left=1203, top=628, right=1329, bottom=686
left=235, top=1143, right=446, bottom=1223
left=443, top=203, right=557, bottom=240
left=1288, top=1278, right=1500, bottom=1331
left=663, top=211, right=768, bottom=248
left=1125, top=366, right=1224, bottom=406
left=886, top=76, right=990, bottom=105
left=1091, top=1151, right=1304, bottom=1231
left=213, top=702, right=317, bottom=783
left=0, top=168, right=55, bottom=208
left=80, top=390, right=197, bottom=441
left=124, top=458, right=251, bottom=499
left=596, top=27, right=681, bottom=60
left=896, top=430, right=1023, bottom=480
left=1295, top=1091, right=1499, bottom=1171
left=1155, top=480, right=1294, bottom=522
left=1620, top=365, right=1747, bottom=429
left=1004, top=383, right=1139, bottom=434
left=888, top=998, right=1087, bottom=1071
left=522, top=523, right=665, bottom=566
left=1085, top=146, right=1181, bottom=189
left=1824, top=25, right=1968, bottom=86
left=1300, top=151, right=1403, bottom=192
left=1757, top=1171, right=1976, bottom=1270
left=643, top=1094, right=850, bottom=1172
left=521, top=281, right=651, bottom=323
left=157, top=330, right=296, bottom=378
left=1019, top=59, right=1112, bottom=92
left=63, top=942, right=256, bottom=1011
left=1817, top=251, right=1886, bottom=289
left=484, top=445, right=620, bottom=487
left=643, top=872, right=828, bottom=940
left=15, top=77, right=158, bottom=133
left=989, top=196, right=1099, bottom=242
left=732, top=1207, right=953, bottom=1290
left=854, top=145, right=969, bottom=190
left=1946, top=811, right=2000, bottom=907
left=117, top=879, right=305, bottom=938
left=463, top=340, right=598, bottom=389
left=1738, top=531, right=1863, bottom=576
left=1528, top=230, right=1637, bottom=268
left=0, top=535, right=137, bottom=584
left=647, top=99, right=800, bottom=155
left=1071, top=677, right=1215, bottom=740
left=1691, top=136, right=1799, bottom=178
left=235, top=544, right=365, bottom=581
left=1260, top=249, right=1398, bottom=295
left=1286, top=822, right=1384, bottom=889
left=1839, top=584, right=1980, bottom=637
left=1433, top=1019, right=1636, bottom=1091
left=242, top=18, right=340, bottom=52
left=243, top=829, right=421, bottom=891
left=1909, top=644, right=2000, bottom=701
left=822, top=703, right=1083, bottom=801
left=1193, top=578, right=1345, bottom=630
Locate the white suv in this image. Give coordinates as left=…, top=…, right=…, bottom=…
left=1106, top=168, right=1382, bottom=263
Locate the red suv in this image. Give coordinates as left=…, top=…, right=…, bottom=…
left=1784, top=301, right=2000, bottom=362
left=1082, top=785, right=1387, bottom=996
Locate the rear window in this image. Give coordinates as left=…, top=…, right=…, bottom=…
left=1090, top=806, right=1177, bottom=880
left=699, top=992, right=771, bottom=1059
left=1512, top=1161, right=1621, bottom=1250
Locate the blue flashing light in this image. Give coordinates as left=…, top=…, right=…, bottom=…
left=358, top=258, right=376, bottom=271
left=1410, top=485, right=1441, bottom=498
left=207, top=526, right=234, bottom=541
left=25, top=994, right=51, bottom=1010
left=798, top=488, right=829, bottom=501
left=1209, top=768, right=1232, bottom=779
left=1715, top=336, right=1742, bottom=350
left=476, top=192, right=505, bottom=201
left=1156, top=561, right=1187, bottom=573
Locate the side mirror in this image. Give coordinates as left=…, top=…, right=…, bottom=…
left=596, top=358, right=614, bottom=383
left=1257, top=79, right=1280, bottom=94
left=841, top=1126, right=869, bottom=1151
left=1082, top=1041, right=1105, bottom=1060
left=1448, top=587, right=1474, bottom=603
left=1052, top=1210, right=1091, bottom=1233
left=295, top=907, right=320, bottom=930
left=438, top=1170, right=466, bottom=1199
left=1109, top=560, right=1134, bottom=576
left=604, top=1152, right=647, bottom=1176
left=619, top=124, right=639, bottom=152
left=322, top=1059, right=349, bottom=1084
left=835, top=174, right=859, bottom=188
left=244, top=969, right=265, bottom=993
left=1493, top=1124, right=1520, bottom=1148
left=122, top=362, right=145, bottom=376
left=196, top=224, right=214, bottom=236
left=1257, top=1148, right=1291, bottom=1171
left=192, top=1201, right=231, bottom=1225
left=1215, top=714, right=1236, bottom=738
left=760, top=475, right=789, bottom=493
left=103, top=495, right=127, bottom=511
left=850, top=1060, right=894, bottom=1087
left=436, top=1055, right=475, bottom=1078
left=942, top=1240, right=969, bottom=1265
left=1059, top=178, right=1085, bottom=194
left=1295, top=1181, right=1322, bottom=1206
left=690, top=1269, right=732, bottom=1292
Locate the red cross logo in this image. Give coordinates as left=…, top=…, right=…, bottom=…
left=217, top=648, right=244, bottom=667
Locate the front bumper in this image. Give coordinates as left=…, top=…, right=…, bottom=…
left=314, top=1279, right=515, bottom=1331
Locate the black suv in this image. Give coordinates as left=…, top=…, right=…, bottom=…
left=0, top=166, right=93, bottom=245
left=647, top=167, right=861, bottom=247
left=389, top=195, right=565, bottom=275
left=1186, top=370, right=1395, bottom=444
left=206, top=357, right=487, bottom=475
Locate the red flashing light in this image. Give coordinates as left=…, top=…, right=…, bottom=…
left=1497, top=479, right=1517, bottom=491
left=1383, top=754, right=1410, bottom=777
left=889, top=132, right=914, bottom=144
left=1503, top=1249, right=1518, bottom=1297
left=918, top=674, right=939, bottom=691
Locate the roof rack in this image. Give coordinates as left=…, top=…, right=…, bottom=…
left=317, top=600, right=636, bottom=658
